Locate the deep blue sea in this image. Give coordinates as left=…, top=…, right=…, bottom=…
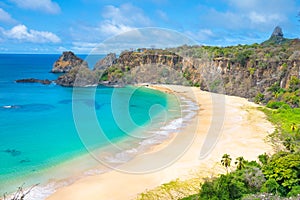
left=0, top=54, right=198, bottom=198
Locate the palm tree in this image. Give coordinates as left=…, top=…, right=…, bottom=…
left=221, top=154, right=232, bottom=174
left=235, top=156, right=246, bottom=170
left=291, top=123, right=297, bottom=132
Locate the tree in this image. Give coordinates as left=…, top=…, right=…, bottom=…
left=262, top=152, right=300, bottom=196
left=235, top=156, right=246, bottom=170
left=221, top=154, right=232, bottom=174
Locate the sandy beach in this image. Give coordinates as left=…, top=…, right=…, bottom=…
left=47, top=85, right=274, bottom=200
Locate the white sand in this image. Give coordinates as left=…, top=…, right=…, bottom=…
left=47, top=85, right=274, bottom=200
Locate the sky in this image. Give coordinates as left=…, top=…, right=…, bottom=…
left=0, top=0, right=299, bottom=54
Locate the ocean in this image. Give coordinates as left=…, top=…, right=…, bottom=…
left=0, top=54, right=198, bottom=199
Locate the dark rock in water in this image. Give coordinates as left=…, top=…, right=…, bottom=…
left=16, top=78, right=52, bottom=85
left=3, top=149, right=21, bottom=156
left=94, top=53, right=117, bottom=70
left=52, top=51, right=88, bottom=73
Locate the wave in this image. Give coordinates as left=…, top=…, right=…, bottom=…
left=103, top=96, right=199, bottom=165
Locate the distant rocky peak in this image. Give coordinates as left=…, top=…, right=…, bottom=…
left=271, top=26, right=284, bottom=38
left=262, top=26, right=288, bottom=45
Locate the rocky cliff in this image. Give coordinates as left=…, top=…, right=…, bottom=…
left=52, top=27, right=300, bottom=105
left=52, top=51, right=88, bottom=73
left=99, top=28, right=300, bottom=103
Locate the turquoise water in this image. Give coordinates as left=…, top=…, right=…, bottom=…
left=0, top=54, right=193, bottom=197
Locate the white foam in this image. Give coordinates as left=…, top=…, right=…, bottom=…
left=16, top=181, right=69, bottom=200
left=84, top=169, right=105, bottom=176
left=3, top=105, right=12, bottom=108
left=104, top=96, right=199, bottom=164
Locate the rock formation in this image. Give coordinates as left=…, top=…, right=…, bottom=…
left=51, top=51, right=88, bottom=73
left=262, top=26, right=289, bottom=45
left=272, top=26, right=284, bottom=37
left=94, top=53, right=117, bottom=70
left=55, top=67, right=98, bottom=87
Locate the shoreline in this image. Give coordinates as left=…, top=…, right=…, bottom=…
left=3, top=84, right=191, bottom=200
left=46, top=84, right=274, bottom=200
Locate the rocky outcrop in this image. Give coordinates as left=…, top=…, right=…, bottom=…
left=94, top=53, right=117, bottom=70
left=55, top=67, right=98, bottom=87
left=16, top=78, right=52, bottom=85
left=52, top=51, right=88, bottom=73
left=272, top=26, right=284, bottom=37
left=262, top=26, right=290, bottom=45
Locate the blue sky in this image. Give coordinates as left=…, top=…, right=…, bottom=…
left=0, top=0, right=299, bottom=53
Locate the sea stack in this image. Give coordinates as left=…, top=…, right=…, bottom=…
left=51, top=51, right=88, bottom=73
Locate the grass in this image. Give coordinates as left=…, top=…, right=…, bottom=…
left=136, top=177, right=202, bottom=200
left=258, top=106, right=300, bottom=151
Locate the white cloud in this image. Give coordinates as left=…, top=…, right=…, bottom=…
left=99, top=4, right=152, bottom=36
left=3, top=24, right=61, bottom=43
left=248, top=12, right=282, bottom=24
left=0, top=8, right=17, bottom=24
left=199, top=0, right=296, bottom=32
left=185, top=29, right=218, bottom=43
left=9, top=0, right=61, bottom=14
left=99, top=20, right=133, bottom=36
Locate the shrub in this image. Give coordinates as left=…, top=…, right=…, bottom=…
left=260, top=178, right=280, bottom=194
left=254, top=93, right=265, bottom=104
left=266, top=101, right=290, bottom=109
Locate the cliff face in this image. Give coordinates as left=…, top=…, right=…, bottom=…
left=191, top=57, right=300, bottom=99
left=52, top=51, right=88, bottom=73
left=100, top=41, right=300, bottom=102
left=116, top=50, right=183, bottom=69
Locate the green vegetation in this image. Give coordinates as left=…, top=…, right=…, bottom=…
left=181, top=152, right=300, bottom=200
left=265, top=77, right=300, bottom=108
left=254, top=92, right=265, bottom=104
left=136, top=177, right=202, bottom=200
